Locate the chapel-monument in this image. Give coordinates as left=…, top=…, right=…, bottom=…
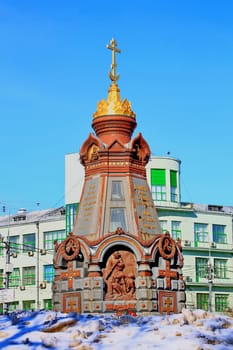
left=52, top=39, right=185, bottom=315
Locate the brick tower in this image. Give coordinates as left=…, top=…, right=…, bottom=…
left=53, top=39, right=185, bottom=314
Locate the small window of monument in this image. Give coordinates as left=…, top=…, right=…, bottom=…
left=111, top=181, right=124, bottom=200
left=109, top=208, right=127, bottom=232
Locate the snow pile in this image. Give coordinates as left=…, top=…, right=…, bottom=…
left=0, top=308, right=232, bottom=349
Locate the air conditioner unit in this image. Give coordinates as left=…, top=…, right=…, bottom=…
left=28, top=251, right=34, bottom=257
left=40, top=249, right=46, bottom=255
left=184, top=240, right=191, bottom=247
left=185, top=276, right=192, bottom=282
left=40, top=282, right=47, bottom=289
left=20, top=285, right=26, bottom=291
left=211, top=242, right=216, bottom=248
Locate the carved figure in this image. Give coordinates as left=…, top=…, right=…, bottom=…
left=105, top=251, right=125, bottom=280
left=125, top=273, right=135, bottom=296
left=111, top=271, right=125, bottom=296
left=103, top=251, right=136, bottom=300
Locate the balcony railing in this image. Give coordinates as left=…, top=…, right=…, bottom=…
left=182, top=240, right=233, bottom=251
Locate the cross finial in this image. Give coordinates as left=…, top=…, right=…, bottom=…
left=106, top=38, right=121, bottom=82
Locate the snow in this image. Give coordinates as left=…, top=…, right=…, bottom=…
left=0, top=308, right=233, bottom=349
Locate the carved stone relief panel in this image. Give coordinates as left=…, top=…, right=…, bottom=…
left=103, top=250, right=137, bottom=301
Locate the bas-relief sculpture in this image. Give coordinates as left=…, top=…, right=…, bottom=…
left=103, top=251, right=136, bottom=300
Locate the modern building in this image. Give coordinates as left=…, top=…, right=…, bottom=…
left=0, top=207, right=66, bottom=312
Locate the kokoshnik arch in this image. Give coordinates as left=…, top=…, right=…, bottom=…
left=52, top=39, right=185, bottom=315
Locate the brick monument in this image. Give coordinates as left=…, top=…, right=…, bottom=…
left=53, top=39, right=185, bottom=314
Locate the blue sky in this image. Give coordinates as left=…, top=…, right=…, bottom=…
left=0, top=0, right=232, bottom=213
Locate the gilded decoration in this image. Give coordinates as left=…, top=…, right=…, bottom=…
left=93, top=83, right=135, bottom=118
left=88, top=144, right=99, bottom=161
left=106, top=38, right=121, bottom=82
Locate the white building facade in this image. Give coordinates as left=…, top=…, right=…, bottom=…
left=0, top=208, right=66, bottom=312
left=0, top=154, right=232, bottom=313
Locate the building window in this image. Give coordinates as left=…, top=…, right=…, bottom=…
left=213, top=225, right=227, bottom=244
left=43, top=265, right=54, bottom=283
left=9, top=236, right=20, bottom=254
left=9, top=268, right=20, bottom=288
left=171, top=221, right=181, bottom=240
left=23, top=300, right=35, bottom=311
left=196, top=258, right=208, bottom=281
left=23, top=233, right=35, bottom=252
left=160, top=220, right=167, bottom=233
left=109, top=208, right=127, bottom=232
left=0, top=269, right=4, bottom=289
left=44, top=299, right=53, bottom=310
left=0, top=241, right=4, bottom=256
left=66, top=203, right=79, bottom=234
left=214, top=259, right=227, bottom=279
left=170, top=170, right=178, bottom=202
left=111, top=181, right=124, bottom=200
left=151, top=169, right=166, bottom=201
left=197, top=293, right=209, bottom=311
left=215, top=294, right=228, bottom=312
left=8, top=301, right=19, bottom=312
left=44, top=230, right=66, bottom=250
left=22, top=266, right=35, bottom=286
left=194, top=223, right=208, bottom=244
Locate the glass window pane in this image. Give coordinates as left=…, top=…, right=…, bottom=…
left=9, top=236, right=20, bottom=254
left=9, top=268, right=20, bottom=288
left=66, top=203, right=79, bottom=234
left=151, top=185, right=166, bottom=201
left=215, top=294, right=228, bottom=312
left=160, top=220, right=167, bottom=233
left=110, top=208, right=127, bottom=232
left=197, top=293, right=208, bottom=311
left=43, top=265, right=54, bottom=282
left=23, top=233, right=35, bottom=252
left=196, top=258, right=208, bottom=281
left=23, top=266, right=35, bottom=286
left=23, top=300, right=35, bottom=311
left=0, top=269, right=4, bottom=288
left=213, top=225, right=227, bottom=244
left=44, top=299, right=53, bottom=310
left=44, top=230, right=66, bottom=250
left=194, top=223, right=208, bottom=243
left=214, top=259, right=227, bottom=279
left=8, top=301, right=19, bottom=312
left=111, top=181, right=124, bottom=200
left=171, top=221, right=181, bottom=240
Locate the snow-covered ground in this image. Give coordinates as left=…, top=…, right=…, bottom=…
left=0, top=308, right=233, bottom=349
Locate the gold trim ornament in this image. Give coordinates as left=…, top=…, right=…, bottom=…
left=61, top=234, right=80, bottom=261
left=106, top=38, right=121, bottom=82
left=93, top=83, right=135, bottom=118
left=93, top=39, right=135, bottom=118
left=158, top=232, right=176, bottom=260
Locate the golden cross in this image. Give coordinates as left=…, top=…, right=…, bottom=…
left=107, top=38, right=121, bottom=82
